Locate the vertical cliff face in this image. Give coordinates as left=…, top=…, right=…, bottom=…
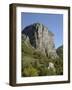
left=22, top=23, right=57, bottom=58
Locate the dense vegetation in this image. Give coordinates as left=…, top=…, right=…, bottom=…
left=21, top=37, right=63, bottom=77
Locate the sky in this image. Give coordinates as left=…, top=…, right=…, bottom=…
left=21, top=12, right=63, bottom=48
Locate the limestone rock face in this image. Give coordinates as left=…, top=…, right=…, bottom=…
left=22, top=23, right=58, bottom=58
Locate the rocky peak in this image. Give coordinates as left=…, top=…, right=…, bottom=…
left=22, top=23, right=58, bottom=58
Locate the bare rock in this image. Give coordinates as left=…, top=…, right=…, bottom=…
left=22, top=23, right=58, bottom=58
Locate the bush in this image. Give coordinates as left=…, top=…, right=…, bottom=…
left=22, top=65, right=39, bottom=77
left=53, top=58, right=63, bottom=75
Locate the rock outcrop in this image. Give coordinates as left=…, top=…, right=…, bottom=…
left=22, top=23, right=58, bottom=58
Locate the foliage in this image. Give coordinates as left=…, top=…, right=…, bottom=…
left=22, top=65, right=39, bottom=77
left=21, top=37, right=63, bottom=77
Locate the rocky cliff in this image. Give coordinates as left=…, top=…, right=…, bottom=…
left=22, top=23, right=58, bottom=58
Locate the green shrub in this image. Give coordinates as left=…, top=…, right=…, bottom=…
left=22, top=65, right=39, bottom=77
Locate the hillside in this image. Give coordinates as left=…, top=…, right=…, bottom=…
left=21, top=23, right=63, bottom=77
left=56, top=45, right=63, bottom=59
